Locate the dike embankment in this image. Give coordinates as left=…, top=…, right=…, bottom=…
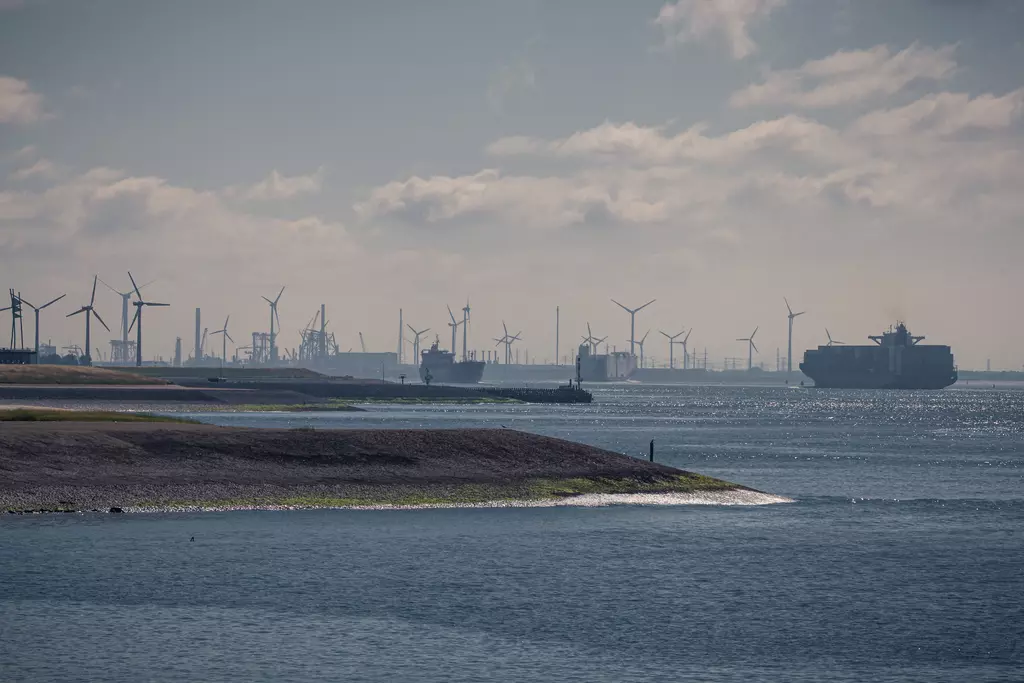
left=0, top=424, right=782, bottom=512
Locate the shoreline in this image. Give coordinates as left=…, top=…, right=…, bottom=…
left=0, top=422, right=776, bottom=514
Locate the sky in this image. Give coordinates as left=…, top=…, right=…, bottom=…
left=1, top=0, right=1022, bottom=369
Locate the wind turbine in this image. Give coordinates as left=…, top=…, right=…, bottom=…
left=737, top=326, right=759, bottom=370
left=262, top=287, right=285, bottom=362
left=67, top=276, right=110, bottom=365
left=16, top=292, right=66, bottom=355
left=825, top=329, right=844, bottom=347
left=461, top=300, right=471, bottom=362
left=100, top=276, right=151, bottom=355
left=407, top=324, right=431, bottom=361
left=447, top=305, right=464, bottom=355
left=785, top=297, right=805, bottom=374
left=127, top=271, right=169, bottom=367
left=211, top=315, right=234, bottom=362
left=680, top=329, right=692, bottom=370
left=612, top=298, right=655, bottom=357
left=659, top=329, right=685, bottom=370
left=494, top=322, right=521, bottom=364
left=632, top=330, right=650, bottom=368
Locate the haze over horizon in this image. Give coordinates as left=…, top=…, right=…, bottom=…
left=2, top=0, right=1022, bottom=369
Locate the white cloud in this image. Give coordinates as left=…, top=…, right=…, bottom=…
left=655, top=0, right=786, bottom=59
left=731, top=43, right=957, bottom=109
left=851, top=89, right=1024, bottom=138
left=0, top=76, right=45, bottom=124
left=225, top=167, right=325, bottom=201
left=487, top=116, right=864, bottom=168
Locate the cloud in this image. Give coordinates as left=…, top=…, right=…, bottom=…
left=654, top=0, right=786, bottom=59
left=225, top=167, right=325, bottom=201
left=487, top=116, right=866, bottom=169
left=487, top=59, right=535, bottom=113
left=731, top=43, right=958, bottom=109
left=10, top=157, right=64, bottom=181
left=851, top=89, right=1024, bottom=137
left=0, top=76, right=45, bottom=124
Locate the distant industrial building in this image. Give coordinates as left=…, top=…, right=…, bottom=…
left=0, top=348, right=37, bottom=365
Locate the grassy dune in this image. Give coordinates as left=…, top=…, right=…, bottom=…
left=0, top=365, right=169, bottom=385
left=0, top=408, right=193, bottom=423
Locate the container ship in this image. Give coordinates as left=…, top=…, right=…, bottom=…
left=800, top=322, right=957, bottom=389
left=419, top=339, right=485, bottom=384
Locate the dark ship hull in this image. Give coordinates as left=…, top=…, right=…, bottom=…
left=419, top=341, right=485, bottom=384
left=419, top=360, right=485, bottom=384
left=800, top=323, right=956, bottom=390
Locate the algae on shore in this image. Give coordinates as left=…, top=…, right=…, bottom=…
left=0, top=408, right=196, bottom=423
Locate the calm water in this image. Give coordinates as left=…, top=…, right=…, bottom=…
left=2, top=385, right=1023, bottom=682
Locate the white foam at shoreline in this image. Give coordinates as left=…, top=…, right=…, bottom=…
left=125, top=489, right=794, bottom=514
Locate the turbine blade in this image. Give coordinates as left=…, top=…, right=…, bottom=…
left=447, top=305, right=456, bottom=324
left=750, top=341, right=759, bottom=353
left=17, top=296, right=34, bottom=309
left=90, top=275, right=98, bottom=306
left=145, top=302, right=170, bottom=307
left=224, top=315, right=230, bottom=330
left=785, top=297, right=793, bottom=315
left=41, top=294, right=66, bottom=309
left=98, top=277, right=121, bottom=296
left=128, top=271, right=142, bottom=300
left=795, top=311, right=805, bottom=318
left=637, top=299, right=656, bottom=312
left=226, top=332, right=234, bottom=343
left=611, top=299, right=629, bottom=313
left=683, top=330, right=691, bottom=343
left=92, top=310, right=110, bottom=331
left=262, top=296, right=273, bottom=305
left=751, top=326, right=758, bottom=338
left=67, top=307, right=86, bottom=318
left=129, top=307, right=139, bottom=333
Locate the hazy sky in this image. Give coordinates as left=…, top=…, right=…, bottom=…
left=1, top=0, right=1022, bottom=369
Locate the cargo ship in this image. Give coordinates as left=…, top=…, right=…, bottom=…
left=419, top=338, right=485, bottom=384
left=800, top=322, right=957, bottom=389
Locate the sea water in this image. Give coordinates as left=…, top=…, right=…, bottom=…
left=2, top=385, right=1022, bottom=682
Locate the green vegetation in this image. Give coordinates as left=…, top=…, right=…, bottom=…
left=136, top=474, right=739, bottom=510
left=353, top=396, right=521, bottom=405
left=0, top=408, right=196, bottom=423
left=0, top=365, right=169, bottom=385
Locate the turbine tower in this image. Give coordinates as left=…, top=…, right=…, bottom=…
left=447, top=305, right=463, bottom=355
left=6, top=289, right=25, bottom=348
left=262, top=287, right=285, bottom=362
left=211, top=315, right=234, bottom=362
left=785, top=297, right=805, bottom=374
left=462, top=300, right=471, bottom=362
left=16, top=293, right=65, bottom=355
left=659, top=329, right=684, bottom=370
left=612, top=298, right=655, bottom=356
left=128, top=271, right=169, bottom=367
left=494, top=322, right=521, bottom=364
left=737, top=326, right=759, bottom=370
left=632, top=330, right=650, bottom=368
left=407, top=324, right=431, bottom=361
left=67, top=276, right=109, bottom=365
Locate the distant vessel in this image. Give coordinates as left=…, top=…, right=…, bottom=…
left=576, top=343, right=636, bottom=382
left=419, top=338, right=485, bottom=384
left=800, top=322, right=957, bottom=389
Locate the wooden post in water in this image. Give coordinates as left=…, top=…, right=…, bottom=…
left=649, top=439, right=655, bottom=462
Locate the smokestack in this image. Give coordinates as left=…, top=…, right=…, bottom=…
left=194, top=308, right=201, bottom=364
